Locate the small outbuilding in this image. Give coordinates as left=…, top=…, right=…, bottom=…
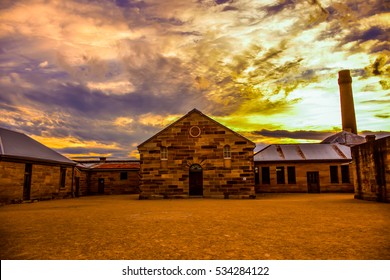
left=138, top=109, right=256, bottom=199
left=254, top=143, right=354, bottom=193
left=74, top=158, right=140, bottom=196
left=0, top=127, right=76, bottom=203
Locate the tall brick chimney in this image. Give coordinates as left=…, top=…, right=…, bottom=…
left=338, top=69, right=358, bottom=134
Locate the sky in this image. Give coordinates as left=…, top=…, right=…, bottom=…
left=0, top=0, right=389, bottom=159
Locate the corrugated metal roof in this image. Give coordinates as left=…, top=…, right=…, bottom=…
left=0, top=127, right=75, bottom=165
left=254, top=143, right=351, bottom=162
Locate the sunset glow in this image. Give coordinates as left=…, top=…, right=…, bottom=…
left=0, top=0, right=389, bottom=158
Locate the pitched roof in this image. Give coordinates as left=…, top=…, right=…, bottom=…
left=254, top=143, right=351, bottom=162
left=321, top=130, right=365, bottom=146
left=138, top=108, right=255, bottom=148
left=91, top=162, right=140, bottom=170
left=0, top=127, right=75, bottom=165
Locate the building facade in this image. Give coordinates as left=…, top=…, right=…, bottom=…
left=254, top=144, right=354, bottom=193
left=138, top=109, right=256, bottom=199
left=0, top=127, right=76, bottom=203
left=351, top=136, right=389, bottom=202
left=75, top=158, right=140, bottom=196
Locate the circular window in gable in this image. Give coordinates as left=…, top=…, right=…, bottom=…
left=189, top=126, right=201, bottom=137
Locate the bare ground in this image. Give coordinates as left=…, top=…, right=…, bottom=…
left=0, top=193, right=389, bottom=260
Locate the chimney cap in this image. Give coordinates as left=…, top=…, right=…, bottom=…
left=338, top=69, right=352, bottom=84
left=365, top=135, right=376, bottom=142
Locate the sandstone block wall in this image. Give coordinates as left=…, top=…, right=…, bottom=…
left=88, top=170, right=140, bottom=194
left=138, top=110, right=256, bottom=199
left=352, top=137, right=389, bottom=202
left=0, top=161, right=24, bottom=202
left=0, top=160, right=74, bottom=203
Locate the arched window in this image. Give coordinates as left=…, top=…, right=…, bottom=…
left=223, top=145, right=231, bottom=159
left=161, top=146, right=168, bottom=160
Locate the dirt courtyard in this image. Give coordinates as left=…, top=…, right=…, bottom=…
left=0, top=193, right=389, bottom=260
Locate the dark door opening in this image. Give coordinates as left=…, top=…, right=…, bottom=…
left=189, top=164, right=203, bottom=196
left=98, top=178, right=105, bottom=194
left=23, top=164, right=32, bottom=200
left=307, top=171, right=320, bottom=193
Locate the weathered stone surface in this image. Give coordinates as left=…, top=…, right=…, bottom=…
left=0, top=161, right=74, bottom=203
left=351, top=136, right=389, bottom=202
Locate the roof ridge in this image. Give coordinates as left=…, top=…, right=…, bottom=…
left=138, top=108, right=255, bottom=148
left=331, top=144, right=347, bottom=159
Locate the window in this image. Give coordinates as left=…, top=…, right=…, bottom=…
left=341, top=165, right=350, bottom=183
left=120, top=172, right=128, bottom=180
left=161, top=146, right=168, bottom=160
left=276, top=166, right=285, bottom=184
left=330, top=166, right=339, bottom=183
left=60, top=167, right=67, bottom=188
left=261, top=167, right=270, bottom=184
left=287, top=166, right=296, bottom=184
left=223, top=145, right=231, bottom=159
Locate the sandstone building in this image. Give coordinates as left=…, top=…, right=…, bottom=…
left=254, top=143, right=354, bottom=193
left=138, top=109, right=256, bottom=199
left=0, top=127, right=76, bottom=203
left=75, top=158, right=140, bottom=196
left=351, top=136, right=389, bottom=202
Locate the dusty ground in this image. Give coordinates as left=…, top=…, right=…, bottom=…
left=0, top=193, right=389, bottom=260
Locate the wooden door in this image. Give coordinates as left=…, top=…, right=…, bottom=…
left=23, top=164, right=32, bottom=200
left=307, top=172, right=320, bottom=193
left=189, top=164, right=203, bottom=196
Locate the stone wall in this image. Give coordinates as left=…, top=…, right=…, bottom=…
left=255, top=162, right=354, bottom=193
left=351, top=136, right=389, bottom=202
left=0, top=160, right=74, bottom=203
left=138, top=110, right=256, bottom=199
left=88, top=170, right=140, bottom=194
left=0, top=161, right=24, bottom=202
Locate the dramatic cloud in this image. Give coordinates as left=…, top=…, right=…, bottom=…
left=0, top=0, right=389, bottom=158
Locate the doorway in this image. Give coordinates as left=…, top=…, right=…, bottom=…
left=23, top=164, right=32, bottom=200
left=307, top=171, right=320, bottom=193
left=189, top=164, right=203, bottom=196
left=98, top=178, right=105, bottom=194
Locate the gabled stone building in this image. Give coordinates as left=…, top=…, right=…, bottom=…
left=0, top=127, right=76, bottom=203
left=138, top=109, right=256, bottom=199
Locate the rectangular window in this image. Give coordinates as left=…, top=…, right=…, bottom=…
left=330, top=166, right=339, bottom=183
left=341, top=165, right=350, bottom=183
left=60, top=167, right=67, bottom=188
left=120, top=172, right=128, bottom=180
left=276, top=166, right=285, bottom=184
left=161, top=146, right=168, bottom=160
left=261, top=167, right=270, bottom=184
left=287, top=166, right=296, bottom=184
left=223, top=145, right=231, bottom=159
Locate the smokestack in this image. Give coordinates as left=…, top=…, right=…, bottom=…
left=338, top=70, right=358, bottom=134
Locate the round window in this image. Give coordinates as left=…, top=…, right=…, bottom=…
left=189, top=126, right=201, bottom=137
